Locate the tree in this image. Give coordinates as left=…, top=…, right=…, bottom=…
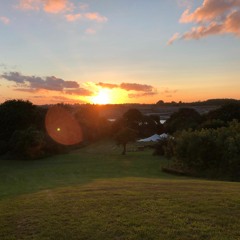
left=114, top=127, right=137, bottom=155
left=123, top=108, right=143, bottom=130
left=165, top=108, right=202, bottom=133
left=205, top=102, right=240, bottom=122
left=0, top=99, right=38, bottom=141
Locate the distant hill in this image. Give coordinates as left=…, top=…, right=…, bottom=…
left=156, top=98, right=240, bottom=106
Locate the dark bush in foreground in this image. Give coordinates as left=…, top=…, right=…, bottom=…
left=9, top=127, right=45, bottom=159
left=166, top=121, right=240, bottom=181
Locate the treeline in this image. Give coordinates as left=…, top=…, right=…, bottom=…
left=155, top=102, right=240, bottom=181
left=0, top=100, right=165, bottom=159
left=1, top=99, right=240, bottom=181
left=156, top=98, right=240, bottom=106
left=0, top=100, right=112, bottom=160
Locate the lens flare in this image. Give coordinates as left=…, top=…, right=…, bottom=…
left=45, top=105, right=83, bottom=145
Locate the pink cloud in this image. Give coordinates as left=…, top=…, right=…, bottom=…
left=0, top=16, right=10, bottom=25
left=84, top=12, right=108, bottom=23
left=169, top=0, right=240, bottom=43
left=180, top=0, right=235, bottom=23
left=65, top=13, right=82, bottom=22
left=17, top=0, right=73, bottom=13
left=17, top=0, right=40, bottom=10
left=167, top=33, right=180, bottom=45
left=225, top=10, right=240, bottom=35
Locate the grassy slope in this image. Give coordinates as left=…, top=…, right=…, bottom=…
left=0, top=141, right=175, bottom=199
left=0, top=141, right=240, bottom=240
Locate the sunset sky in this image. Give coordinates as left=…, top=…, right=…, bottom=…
left=0, top=0, right=240, bottom=105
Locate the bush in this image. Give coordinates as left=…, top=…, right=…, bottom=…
left=9, top=127, right=45, bottom=159
left=167, top=120, right=240, bottom=181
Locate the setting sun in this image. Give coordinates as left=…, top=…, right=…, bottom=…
left=91, top=89, right=111, bottom=104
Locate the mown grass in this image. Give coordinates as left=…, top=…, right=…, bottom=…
left=0, top=141, right=175, bottom=199
left=0, top=141, right=239, bottom=239
left=0, top=179, right=239, bottom=240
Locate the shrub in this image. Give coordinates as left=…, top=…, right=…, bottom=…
left=9, top=127, right=45, bottom=159
left=168, top=120, right=240, bottom=181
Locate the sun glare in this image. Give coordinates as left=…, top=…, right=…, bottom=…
left=92, top=89, right=110, bottom=104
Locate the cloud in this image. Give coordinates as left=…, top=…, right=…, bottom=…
left=65, top=12, right=108, bottom=23
left=161, top=88, right=178, bottom=98
left=169, top=0, right=240, bottom=43
left=1, top=72, right=25, bottom=83
left=97, top=82, right=119, bottom=89
left=128, top=92, right=158, bottom=98
left=65, top=13, right=82, bottom=22
left=44, top=0, right=73, bottom=14
left=16, top=0, right=108, bottom=34
left=120, top=83, right=154, bottom=92
left=17, top=0, right=73, bottom=13
left=65, top=88, right=93, bottom=96
left=167, top=33, right=180, bottom=45
left=96, top=82, right=157, bottom=97
left=0, top=72, right=93, bottom=95
left=17, top=0, right=40, bottom=11
left=163, top=88, right=178, bottom=94
left=83, top=12, right=108, bottom=23
left=0, top=16, right=10, bottom=25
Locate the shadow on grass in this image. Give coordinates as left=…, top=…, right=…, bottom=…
left=0, top=140, right=184, bottom=199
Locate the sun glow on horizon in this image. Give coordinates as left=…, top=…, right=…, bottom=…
left=91, top=89, right=111, bottom=104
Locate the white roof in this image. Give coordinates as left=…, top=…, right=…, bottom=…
left=137, top=133, right=168, bottom=142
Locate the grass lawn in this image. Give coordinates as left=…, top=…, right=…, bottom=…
left=0, top=141, right=239, bottom=239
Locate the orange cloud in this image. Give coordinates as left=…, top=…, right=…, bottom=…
left=97, top=82, right=119, bottom=89
left=17, top=0, right=73, bottom=13
left=170, top=0, right=240, bottom=43
left=44, top=0, right=73, bottom=14
left=180, top=0, right=234, bottom=23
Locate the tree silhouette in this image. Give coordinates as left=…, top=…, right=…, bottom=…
left=114, top=127, right=137, bottom=155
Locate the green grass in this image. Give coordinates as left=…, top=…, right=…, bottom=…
left=0, top=141, right=175, bottom=199
left=0, top=141, right=240, bottom=239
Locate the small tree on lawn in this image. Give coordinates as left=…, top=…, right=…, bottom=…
left=114, top=127, right=137, bottom=155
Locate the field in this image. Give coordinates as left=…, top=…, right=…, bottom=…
left=0, top=141, right=239, bottom=240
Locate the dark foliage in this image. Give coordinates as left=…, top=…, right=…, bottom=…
left=165, top=108, right=202, bottom=134
left=205, top=102, right=240, bottom=122
left=166, top=121, right=240, bottom=181
left=113, top=108, right=164, bottom=138
left=0, top=100, right=38, bottom=141
left=114, top=127, right=138, bottom=155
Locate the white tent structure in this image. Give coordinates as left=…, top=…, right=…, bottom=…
left=137, top=133, right=168, bottom=142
